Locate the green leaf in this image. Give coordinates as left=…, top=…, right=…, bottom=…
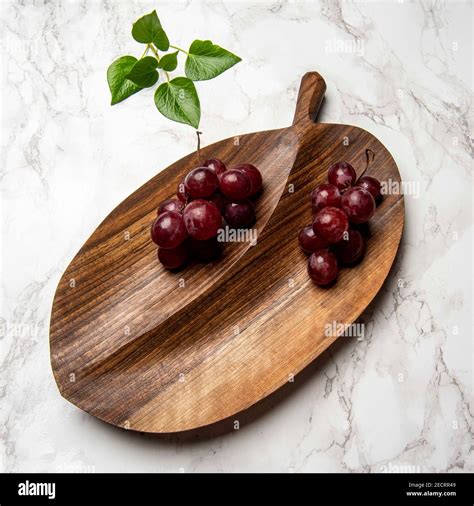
left=131, top=10, right=169, bottom=51
left=126, top=56, right=159, bottom=88
left=185, top=40, right=241, bottom=81
left=107, top=56, right=143, bottom=105
left=158, top=51, right=178, bottom=72
left=154, top=77, right=201, bottom=128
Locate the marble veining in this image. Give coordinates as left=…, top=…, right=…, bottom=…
left=0, top=0, right=472, bottom=472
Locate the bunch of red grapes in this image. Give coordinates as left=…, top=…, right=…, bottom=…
left=151, top=158, right=263, bottom=269
left=299, top=161, right=382, bottom=286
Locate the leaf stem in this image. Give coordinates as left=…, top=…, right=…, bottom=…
left=149, top=43, right=161, bottom=61
left=149, top=43, right=170, bottom=82
left=140, top=46, right=149, bottom=59
left=170, top=44, right=189, bottom=54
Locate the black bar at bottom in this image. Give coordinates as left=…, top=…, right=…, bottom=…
left=0, top=473, right=471, bottom=506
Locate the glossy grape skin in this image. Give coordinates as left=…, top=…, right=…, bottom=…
left=203, top=158, right=226, bottom=176
left=328, top=162, right=356, bottom=190
left=341, top=187, right=375, bottom=224
left=311, top=183, right=342, bottom=213
left=158, top=244, right=188, bottom=269
left=183, top=199, right=222, bottom=240
left=184, top=167, right=219, bottom=198
left=333, top=229, right=365, bottom=265
left=219, top=169, right=252, bottom=200
left=234, top=164, right=262, bottom=195
left=307, top=250, right=339, bottom=286
left=298, top=225, right=328, bottom=254
left=151, top=211, right=187, bottom=249
left=189, top=237, right=222, bottom=261
left=177, top=179, right=187, bottom=202
left=223, top=200, right=255, bottom=228
left=312, top=206, right=349, bottom=244
left=157, top=198, right=183, bottom=215
left=208, top=192, right=227, bottom=213
left=356, top=176, right=382, bottom=203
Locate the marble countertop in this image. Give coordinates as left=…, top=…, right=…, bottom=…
left=1, top=0, right=472, bottom=473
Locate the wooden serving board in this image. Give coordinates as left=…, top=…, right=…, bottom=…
left=50, top=72, right=404, bottom=433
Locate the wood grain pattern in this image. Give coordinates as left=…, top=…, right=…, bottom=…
left=49, top=72, right=404, bottom=433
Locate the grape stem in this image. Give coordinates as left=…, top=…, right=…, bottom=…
left=340, top=149, right=375, bottom=193
left=183, top=131, right=204, bottom=208
left=196, top=130, right=203, bottom=165
left=355, top=149, right=375, bottom=185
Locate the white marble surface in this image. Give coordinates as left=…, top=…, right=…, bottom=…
left=0, top=0, right=472, bottom=473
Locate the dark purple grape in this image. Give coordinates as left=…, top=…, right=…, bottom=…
left=328, top=162, right=356, bottom=190
left=158, top=244, right=188, bottom=269
left=177, top=178, right=187, bottom=203
left=298, top=225, right=328, bottom=254
left=151, top=211, right=187, bottom=249
left=234, top=164, right=262, bottom=195
left=157, top=198, right=183, bottom=215
left=219, top=169, right=252, bottom=200
left=189, top=237, right=222, bottom=261
left=312, top=207, right=349, bottom=244
left=307, top=250, right=339, bottom=286
left=356, top=176, right=381, bottom=203
left=333, top=229, right=365, bottom=265
left=223, top=200, right=255, bottom=228
left=184, top=167, right=219, bottom=198
left=183, top=199, right=222, bottom=240
left=203, top=158, right=226, bottom=176
left=208, top=192, right=227, bottom=213
left=311, top=183, right=341, bottom=213
left=341, top=187, right=375, bottom=224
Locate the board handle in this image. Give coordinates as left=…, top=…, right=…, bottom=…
left=292, top=72, right=326, bottom=126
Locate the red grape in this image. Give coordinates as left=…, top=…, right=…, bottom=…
left=341, top=187, right=375, bottom=224
left=189, top=237, right=222, bottom=261
left=208, top=191, right=227, bottom=213
left=203, top=158, right=226, bottom=176
left=184, top=167, right=219, bottom=198
left=223, top=200, right=255, bottom=228
left=311, top=183, right=341, bottom=213
left=158, top=244, right=188, bottom=269
left=157, top=198, right=183, bottom=215
left=177, top=178, right=187, bottom=202
left=298, top=225, right=328, bottom=254
left=356, top=176, right=381, bottom=203
left=333, top=229, right=365, bottom=265
left=328, top=162, right=356, bottom=190
left=307, top=250, right=339, bottom=286
left=153, top=157, right=264, bottom=271
left=183, top=199, right=222, bottom=240
left=234, top=164, right=262, bottom=195
left=219, top=169, right=252, bottom=200
left=312, top=207, right=349, bottom=244
left=151, top=211, right=187, bottom=249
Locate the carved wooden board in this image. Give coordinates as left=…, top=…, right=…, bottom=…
left=50, top=72, right=404, bottom=432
